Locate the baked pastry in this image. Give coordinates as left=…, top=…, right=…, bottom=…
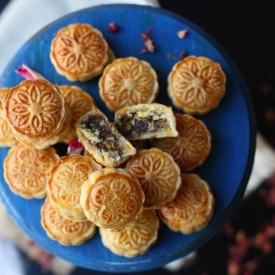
left=76, top=107, right=136, bottom=167
left=99, top=57, right=159, bottom=111
left=159, top=173, right=214, bottom=234
left=168, top=56, right=226, bottom=115
left=151, top=114, right=211, bottom=171
left=114, top=103, right=178, bottom=140
left=50, top=23, right=114, bottom=82
left=125, top=148, right=181, bottom=209
left=4, top=144, right=58, bottom=199
left=58, top=85, right=96, bottom=142
left=0, top=87, right=17, bottom=147
left=5, top=79, right=67, bottom=147
left=48, top=154, right=102, bottom=221
left=100, top=209, right=159, bottom=257
left=41, top=197, right=96, bottom=246
left=80, top=168, right=145, bottom=229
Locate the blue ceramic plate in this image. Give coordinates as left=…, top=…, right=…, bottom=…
left=0, top=4, right=256, bottom=273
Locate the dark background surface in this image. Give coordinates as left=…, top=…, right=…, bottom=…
left=1, top=0, right=275, bottom=274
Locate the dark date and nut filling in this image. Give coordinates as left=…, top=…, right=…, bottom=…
left=115, top=114, right=167, bottom=138
left=80, top=114, right=123, bottom=157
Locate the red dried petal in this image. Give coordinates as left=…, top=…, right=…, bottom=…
left=67, top=138, right=84, bottom=155
left=109, top=22, right=120, bottom=33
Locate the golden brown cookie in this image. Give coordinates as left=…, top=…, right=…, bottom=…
left=151, top=114, right=211, bottom=171
left=159, top=173, right=214, bottom=234
left=99, top=57, right=159, bottom=111
left=5, top=79, right=67, bottom=146
left=0, top=87, right=17, bottom=147
left=58, top=85, right=96, bottom=142
left=80, top=168, right=145, bottom=229
left=100, top=209, right=159, bottom=257
left=4, top=144, right=58, bottom=199
left=168, top=56, right=226, bottom=115
left=114, top=103, right=178, bottom=140
left=48, top=154, right=102, bottom=221
left=50, top=23, right=114, bottom=82
left=126, top=148, right=181, bottom=209
left=76, top=107, right=136, bottom=167
left=41, top=197, right=96, bottom=245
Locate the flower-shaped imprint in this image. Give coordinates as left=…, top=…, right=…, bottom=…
left=126, top=148, right=181, bottom=209
left=58, top=85, right=96, bottom=141
left=4, top=143, right=59, bottom=198
left=159, top=173, right=214, bottom=234
left=41, top=197, right=96, bottom=246
left=5, top=79, right=67, bottom=141
left=48, top=154, right=102, bottom=221
left=99, top=57, right=159, bottom=111
left=0, top=88, right=17, bottom=147
left=50, top=23, right=113, bottom=82
left=168, top=56, right=226, bottom=115
left=80, top=168, right=145, bottom=229
left=152, top=114, right=211, bottom=171
left=100, top=209, right=159, bottom=257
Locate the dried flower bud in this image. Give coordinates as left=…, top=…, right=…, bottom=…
left=67, top=138, right=84, bottom=155
left=109, top=22, right=120, bottom=33
left=177, top=29, right=189, bottom=39
left=141, top=29, right=156, bottom=53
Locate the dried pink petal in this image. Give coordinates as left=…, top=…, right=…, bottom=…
left=67, top=138, right=84, bottom=155
left=15, top=63, right=46, bottom=80
left=177, top=29, right=189, bottom=39
left=109, top=22, right=120, bottom=33
left=141, top=29, right=156, bottom=53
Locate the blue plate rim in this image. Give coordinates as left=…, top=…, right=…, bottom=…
left=0, top=3, right=257, bottom=272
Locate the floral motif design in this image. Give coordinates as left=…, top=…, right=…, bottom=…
left=159, top=173, right=214, bottom=234
left=126, top=148, right=181, bottom=208
left=168, top=56, right=226, bottom=114
left=100, top=209, right=159, bottom=257
left=49, top=155, right=101, bottom=217
left=100, top=57, right=159, bottom=111
left=51, top=24, right=109, bottom=79
left=152, top=114, right=211, bottom=171
left=5, top=80, right=64, bottom=139
left=89, top=172, right=144, bottom=228
left=41, top=198, right=95, bottom=245
left=5, top=144, right=58, bottom=198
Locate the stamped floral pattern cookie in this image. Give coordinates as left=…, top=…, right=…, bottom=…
left=152, top=114, right=211, bottom=171
left=159, top=173, right=214, bottom=234
left=50, top=23, right=113, bottom=82
left=41, top=197, right=96, bottom=246
left=168, top=56, right=226, bottom=115
left=5, top=79, right=67, bottom=142
left=0, top=87, right=17, bottom=147
left=80, top=168, right=145, bottom=229
left=100, top=209, right=159, bottom=257
left=99, top=57, right=159, bottom=111
left=4, top=144, right=59, bottom=199
left=48, top=154, right=102, bottom=221
left=126, top=148, right=181, bottom=209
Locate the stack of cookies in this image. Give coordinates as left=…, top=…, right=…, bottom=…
left=1, top=22, right=228, bottom=256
